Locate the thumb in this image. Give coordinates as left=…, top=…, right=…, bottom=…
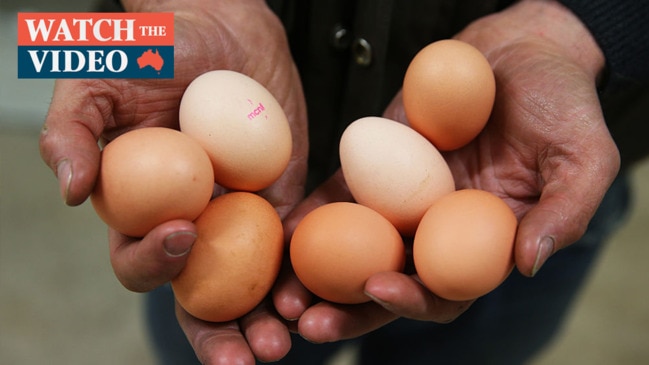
left=515, top=140, right=620, bottom=277
left=109, top=220, right=197, bottom=292
left=39, top=80, right=109, bottom=206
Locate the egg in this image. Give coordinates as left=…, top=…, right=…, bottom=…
left=290, top=202, right=405, bottom=304
left=413, top=189, right=517, bottom=301
left=90, top=127, right=214, bottom=237
left=402, top=39, right=495, bottom=151
left=339, top=117, right=455, bottom=236
left=179, top=70, right=292, bottom=191
left=171, top=192, right=284, bottom=322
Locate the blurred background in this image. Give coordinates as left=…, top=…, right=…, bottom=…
left=1, top=1, right=648, bottom=364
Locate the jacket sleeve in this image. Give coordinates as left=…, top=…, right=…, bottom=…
left=558, top=0, right=649, bottom=91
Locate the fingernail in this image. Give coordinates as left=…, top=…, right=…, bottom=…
left=164, top=232, right=196, bottom=257
left=56, top=159, right=72, bottom=204
left=532, top=236, right=555, bottom=277
left=365, top=291, right=394, bottom=312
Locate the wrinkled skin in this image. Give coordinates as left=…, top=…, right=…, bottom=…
left=40, top=1, right=307, bottom=363
left=276, top=0, right=620, bottom=344
left=39, top=0, right=620, bottom=363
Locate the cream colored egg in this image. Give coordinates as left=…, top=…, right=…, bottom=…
left=339, top=117, right=455, bottom=236
left=179, top=70, right=292, bottom=191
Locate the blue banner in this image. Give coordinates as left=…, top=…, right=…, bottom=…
left=17, top=46, right=174, bottom=79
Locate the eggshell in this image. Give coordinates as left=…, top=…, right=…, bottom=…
left=413, top=189, right=517, bottom=301
left=402, top=39, right=495, bottom=151
left=290, top=202, right=405, bottom=304
left=179, top=70, right=292, bottom=191
left=90, top=127, right=214, bottom=237
left=339, top=117, right=455, bottom=236
left=171, top=192, right=284, bottom=322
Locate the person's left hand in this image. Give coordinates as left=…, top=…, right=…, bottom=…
left=274, top=171, right=476, bottom=343
left=272, top=0, right=621, bottom=343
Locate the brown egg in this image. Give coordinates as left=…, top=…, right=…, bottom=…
left=402, top=39, right=495, bottom=151
left=290, top=202, right=405, bottom=304
left=413, top=189, right=517, bottom=301
left=90, top=127, right=214, bottom=237
left=339, top=117, right=455, bottom=236
left=171, top=192, right=284, bottom=322
left=179, top=70, right=293, bottom=192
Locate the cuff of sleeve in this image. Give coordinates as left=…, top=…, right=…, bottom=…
left=558, top=0, right=649, bottom=91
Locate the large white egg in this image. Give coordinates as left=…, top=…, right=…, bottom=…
left=179, top=70, right=292, bottom=192
left=339, top=117, right=455, bottom=236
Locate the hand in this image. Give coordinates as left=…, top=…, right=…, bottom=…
left=274, top=0, right=620, bottom=343
left=447, top=0, right=619, bottom=276
left=275, top=172, right=475, bottom=344
left=39, top=0, right=307, bottom=363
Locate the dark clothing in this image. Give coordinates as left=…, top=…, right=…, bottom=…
left=268, top=0, right=513, bottom=189
left=267, top=0, right=649, bottom=187
left=560, top=0, right=649, bottom=90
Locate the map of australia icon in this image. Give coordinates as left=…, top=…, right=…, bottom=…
left=137, top=49, right=164, bottom=72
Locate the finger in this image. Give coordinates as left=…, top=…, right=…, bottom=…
left=282, top=169, right=353, bottom=242
left=238, top=302, right=292, bottom=363
left=515, top=135, right=620, bottom=277
left=272, top=257, right=313, bottom=322
left=364, top=271, right=473, bottom=323
left=298, top=301, right=398, bottom=344
left=109, top=220, right=197, bottom=292
left=276, top=169, right=353, bottom=324
left=298, top=301, right=398, bottom=343
left=176, top=303, right=256, bottom=365
left=39, top=80, right=110, bottom=206
left=298, top=273, right=474, bottom=344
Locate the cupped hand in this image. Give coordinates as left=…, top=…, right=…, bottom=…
left=275, top=0, right=620, bottom=344
left=276, top=171, right=475, bottom=344
left=177, top=299, right=292, bottom=364
left=447, top=0, right=619, bottom=276
left=39, top=0, right=307, bottom=363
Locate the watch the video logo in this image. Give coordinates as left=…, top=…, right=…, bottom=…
left=17, top=13, right=174, bottom=79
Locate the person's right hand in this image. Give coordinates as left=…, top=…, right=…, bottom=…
left=39, top=1, right=308, bottom=363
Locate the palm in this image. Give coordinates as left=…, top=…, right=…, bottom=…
left=446, top=42, right=604, bottom=208
left=47, top=6, right=308, bottom=212
left=97, top=9, right=305, bottom=145
left=388, top=39, right=619, bottom=274
left=289, top=39, right=622, bottom=345
left=41, top=5, right=308, bottom=362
